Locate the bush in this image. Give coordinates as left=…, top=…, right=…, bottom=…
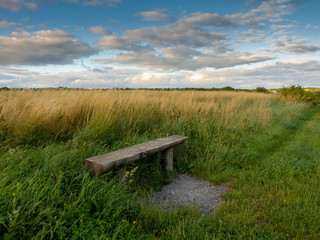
left=255, top=87, right=269, bottom=93
left=277, top=85, right=320, bottom=105
left=221, top=86, right=234, bottom=91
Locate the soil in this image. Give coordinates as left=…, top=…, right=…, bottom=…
left=146, top=174, right=230, bottom=215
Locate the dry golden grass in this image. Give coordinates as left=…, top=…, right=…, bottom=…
left=0, top=89, right=306, bottom=145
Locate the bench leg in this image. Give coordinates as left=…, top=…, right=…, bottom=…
left=118, top=167, right=126, bottom=181
left=163, top=147, right=173, bottom=172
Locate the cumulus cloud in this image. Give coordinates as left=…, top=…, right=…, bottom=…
left=285, top=44, right=320, bottom=54
left=267, top=35, right=320, bottom=54
left=97, top=48, right=273, bottom=71
left=62, top=0, right=121, bottom=7
left=94, top=0, right=305, bottom=71
left=129, top=73, right=169, bottom=86
left=95, top=1, right=282, bottom=71
left=0, top=29, right=96, bottom=65
left=270, top=24, right=295, bottom=30
left=180, top=12, right=238, bottom=28
left=180, top=0, right=296, bottom=30
left=0, top=20, right=16, bottom=28
left=0, top=66, right=143, bottom=88
left=237, top=28, right=266, bottom=42
left=234, top=0, right=310, bottom=7
left=88, top=26, right=110, bottom=34
left=232, top=60, right=320, bottom=87
left=0, top=0, right=37, bottom=11
left=1, top=59, right=319, bottom=88
left=305, top=24, right=319, bottom=29
left=97, top=34, right=134, bottom=49
left=139, top=10, right=175, bottom=22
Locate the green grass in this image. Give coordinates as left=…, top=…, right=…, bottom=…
left=0, top=90, right=319, bottom=239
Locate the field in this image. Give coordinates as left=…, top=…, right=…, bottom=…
left=0, top=89, right=319, bottom=239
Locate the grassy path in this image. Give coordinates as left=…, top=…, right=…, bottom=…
left=217, top=106, right=320, bottom=239
left=136, top=106, right=320, bottom=240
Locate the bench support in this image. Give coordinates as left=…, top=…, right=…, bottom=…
left=118, top=167, right=127, bottom=180
left=85, top=135, right=188, bottom=176
left=162, top=147, right=173, bottom=172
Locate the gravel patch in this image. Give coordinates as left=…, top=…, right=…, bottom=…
left=146, top=174, right=229, bottom=215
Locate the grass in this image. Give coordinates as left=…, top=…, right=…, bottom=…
left=0, top=89, right=319, bottom=239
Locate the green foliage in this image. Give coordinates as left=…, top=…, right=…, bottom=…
left=277, top=85, right=320, bottom=105
left=220, top=86, right=235, bottom=91
left=255, top=86, right=269, bottom=93
left=0, top=90, right=320, bottom=239
left=0, top=143, right=141, bottom=239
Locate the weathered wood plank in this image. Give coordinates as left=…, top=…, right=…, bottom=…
left=85, top=135, right=188, bottom=176
left=163, top=147, right=173, bottom=172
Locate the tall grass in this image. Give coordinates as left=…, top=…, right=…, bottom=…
left=0, top=89, right=318, bottom=239
left=0, top=89, right=301, bottom=146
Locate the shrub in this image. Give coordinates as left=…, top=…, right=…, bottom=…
left=220, top=86, right=234, bottom=91
left=277, top=85, right=320, bottom=105
left=255, top=87, right=269, bottom=93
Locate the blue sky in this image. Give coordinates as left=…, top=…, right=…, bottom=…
left=0, top=0, right=319, bottom=89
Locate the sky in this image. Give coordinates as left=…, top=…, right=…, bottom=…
left=0, top=0, right=319, bottom=89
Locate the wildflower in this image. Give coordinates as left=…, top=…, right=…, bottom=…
left=80, top=219, right=83, bottom=222
left=33, top=211, right=36, bottom=214
left=12, top=193, right=16, bottom=196
left=133, top=221, right=136, bottom=224
left=131, top=166, right=138, bottom=173
left=122, top=219, right=126, bottom=223
left=99, top=222, right=102, bottom=225
left=64, top=204, right=67, bottom=207
left=169, top=193, right=171, bottom=195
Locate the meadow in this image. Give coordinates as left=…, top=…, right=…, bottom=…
left=0, top=89, right=319, bottom=239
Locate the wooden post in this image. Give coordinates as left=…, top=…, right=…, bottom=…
left=118, top=167, right=126, bottom=181
left=163, top=147, right=173, bottom=172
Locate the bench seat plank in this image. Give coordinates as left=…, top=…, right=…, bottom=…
left=85, top=135, right=188, bottom=176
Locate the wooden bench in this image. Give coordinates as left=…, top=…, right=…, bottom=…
left=85, top=135, right=189, bottom=176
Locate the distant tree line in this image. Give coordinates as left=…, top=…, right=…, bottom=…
left=0, top=86, right=271, bottom=92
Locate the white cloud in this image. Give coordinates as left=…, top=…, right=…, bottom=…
left=97, top=34, right=135, bottom=49
left=180, top=0, right=296, bottom=29
left=270, top=24, right=296, bottom=30
left=266, top=35, right=320, bottom=54
left=129, top=73, right=169, bottom=85
left=62, top=0, right=122, bottom=7
left=0, top=20, right=16, bottom=28
left=0, top=29, right=96, bottom=65
left=88, top=26, right=110, bottom=34
left=1, top=59, right=319, bottom=88
left=1, top=0, right=318, bottom=89
left=285, top=44, right=320, bottom=54
left=0, top=0, right=37, bottom=11
left=305, top=24, right=319, bottom=29
left=97, top=49, right=273, bottom=71
left=139, top=10, right=175, bottom=22
left=237, top=28, right=266, bottom=43
left=94, top=0, right=304, bottom=72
